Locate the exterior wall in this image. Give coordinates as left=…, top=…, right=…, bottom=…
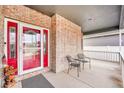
left=0, top=5, right=83, bottom=74
left=51, top=14, right=82, bottom=72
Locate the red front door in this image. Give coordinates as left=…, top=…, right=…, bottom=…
left=7, top=21, right=18, bottom=72
left=22, top=26, right=41, bottom=71
left=43, top=29, right=48, bottom=67
left=6, top=19, right=49, bottom=75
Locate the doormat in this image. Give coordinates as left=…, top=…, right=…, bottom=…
left=21, top=74, right=54, bottom=88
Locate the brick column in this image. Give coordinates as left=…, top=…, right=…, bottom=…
left=51, top=14, right=82, bottom=72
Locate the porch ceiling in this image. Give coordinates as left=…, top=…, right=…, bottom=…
left=26, top=5, right=121, bottom=33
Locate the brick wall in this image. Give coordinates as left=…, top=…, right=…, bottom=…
left=51, top=14, right=82, bottom=72
left=50, top=15, right=57, bottom=72
left=3, top=5, right=51, bottom=29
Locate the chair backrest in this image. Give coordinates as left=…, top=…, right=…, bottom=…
left=77, top=54, right=84, bottom=59
left=66, top=56, right=74, bottom=63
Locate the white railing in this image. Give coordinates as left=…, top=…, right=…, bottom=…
left=84, top=46, right=120, bottom=62
left=84, top=50, right=120, bottom=62
left=84, top=46, right=120, bottom=52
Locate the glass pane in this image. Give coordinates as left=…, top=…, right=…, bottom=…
left=9, top=27, right=16, bottom=58
left=23, top=48, right=41, bottom=70
left=22, top=27, right=41, bottom=71
left=23, top=28, right=40, bottom=48
left=43, top=33, right=47, bottom=54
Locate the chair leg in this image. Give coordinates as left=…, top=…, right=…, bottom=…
left=70, top=65, right=72, bottom=70
left=89, top=61, right=91, bottom=69
left=68, top=65, right=70, bottom=74
left=82, top=63, right=84, bottom=70
left=80, top=65, right=81, bottom=72
left=77, top=67, right=79, bottom=77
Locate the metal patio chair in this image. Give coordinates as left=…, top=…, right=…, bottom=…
left=66, top=55, right=81, bottom=77
left=77, top=53, right=91, bottom=69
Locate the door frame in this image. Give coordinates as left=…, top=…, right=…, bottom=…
left=4, top=18, right=50, bottom=75
left=19, top=22, right=43, bottom=75
left=4, top=18, right=19, bottom=70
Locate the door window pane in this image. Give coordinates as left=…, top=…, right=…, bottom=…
left=23, top=48, right=41, bottom=70
left=23, top=28, right=40, bottom=48
left=22, top=27, right=41, bottom=71
left=9, top=27, right=16, bottom=58
left=43, top=33, right=47, bottom=54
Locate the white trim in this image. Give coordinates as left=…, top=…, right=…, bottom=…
left=48, top=29, right=50, bottom=67
left=17, top=22, right=21, bottom=75
left=4, top=18, right=8, bottom=61
left=19, top=22, right=23, bottom=75
left=22, top=48, right=41, bottom=49
left=4, top=18, right=19, bottom=23
left=20, top=67, right=43, bottom=75
left=4, top=18, right=19, bottom=62
left=4, top=18, right=20, bottom=75
left=40, top=26, right=44, bottom=69
left=20, top=22, right=42, bottom=30
left=84, top=29, right=119, bottom=39
left=19, top=22, right=43, bottom=75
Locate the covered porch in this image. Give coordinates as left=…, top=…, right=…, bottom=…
left=15, top=59, right=122, bottom=88
left=0, top=5, right=124, bottom=88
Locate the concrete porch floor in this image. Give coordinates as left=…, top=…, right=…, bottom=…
left=42, top=59, right=122, bottom=88
left=15, top=59, right=123, bottom=88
